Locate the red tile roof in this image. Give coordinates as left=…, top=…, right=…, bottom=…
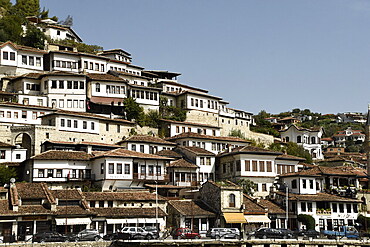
left=276, top=191, right=361, bottom=202
left=83, top=191, right=166, bottom=201
left=31, top=150, right=91, bottom=161
left=120, top=135, right=176, bottom=145
left=166, top=132, right=250, bottom=143
left=91, top=148, right=173, bottom=160
left=169, top=200, right=215, bottom=216
left=167, top=159, right=198, bottom=168
left=177, top=146, right=215, bottom=156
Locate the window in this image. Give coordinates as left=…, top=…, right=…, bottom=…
left=9, top=52, right=15, bottom=60
left=100, top=163, right=104, bottom=174
left=200, top=157, right=205, bottom=166
left=79, top=81, right=84, bottom=89
left=99, top=201, right=104, bottom=208
left=67, top=120, right=71, bottom=127
left=84, top=61, right=88, bottom=69
left=259, top=161, right=265, bottom=172
left=302, top=179, right=307, bottom=189
left=79, top=100, right=84, bottom=108
left=22, top=111, right=27, bottom=119
left=117, top=124, right=120, bottom=133
left=292, top=179, right=297, bottom=189
left=266, top=161, right=272, bottom=172
left=353, top=204, right=358, bottom=213
left=297, top=136, right=302, bottom=143
left=67, top=81, right=72, bottom=89
left=252, top=161, right=258, bottom=171
left=347, top=204, right=352, bottom=213
left=22, top=55, right=27, bottom=65
left=131, top=144, right=136, bottom=151
left=309, top=180, right=314, bottom=189
left=14, top=112, right=18, bottom=118
left=106, top=123, right=109, bottom=131
left=47, top=169, right=53, bottom=178
left=73, top=81, right=78, bottom=89
left=124, top=164, right=130, bottom=174
left=59, top=80, right=64, bottom=89
left=140, top=145, right=144, bottom=153
left=117, top=163, right=122, bottom=174
left=96, top=83, right=100, bottom=92
left=307, top=202, right=312, bottom=212
left=0, top=150, right=5, bottom=159
left=36, top=57, right=41, bottom=66
left=83, top=121, right=87, bottom=129
left=148, top=165, right=154, bottom=175
left=89, top=62, right=93, bottom=70
left=61, top=119, right=65, bottom=127
left=91, top=122, right=95, bottom=130
left=262, top=184, right=267, bottom=191
left=229, top=194, right=236, bottom=207
left=95, top=63, right=99, bottom=71
left=51, top=80, right=57, bottom=89
left=339, top=203, right=344, bottom=213
left=38, top=169, right=44, bottom=177
left=56, top=169, right=62, bottom=178
left=108, top=163, right=114, bottom=174
left=206, top=157, right=211, bottom=166
left=90, top=201, right=95, bottom=208
left=301, top=202, right=306, bottom=212
left=73, top=120, right=78, bottom=128
left=245, top=160, right=250, bottom=171
left=29, top=56, right=34, bottom=66
left=16, top=154, right=21, bottom=159
left=3, top=51, right=8, bottom=60
left=157, top=166, right=161, bottom=175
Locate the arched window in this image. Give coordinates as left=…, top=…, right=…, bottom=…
left=96, top=83, right=100, bottom=92
left=311, top=137, right=316, bottom=144
left=229, top=194, right=235, bottom=207
left=297, top=136, right=302, bottom=143
left=285, top=137, right=289, bottom=142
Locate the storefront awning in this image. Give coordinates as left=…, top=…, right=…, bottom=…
left=245, top=215, right=271, bottom=223
left=55, top=218, right=91, bottom=226
left=106, top=218, right=160, bottom=224
left=223, top=213, right=247, bottom=223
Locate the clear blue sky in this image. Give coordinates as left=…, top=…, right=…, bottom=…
left=40, top=0, right=370, bottom=115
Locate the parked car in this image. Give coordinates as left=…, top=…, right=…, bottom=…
left=32, top=231, right=70, bottom=243
left=173, top=228, right=201, bottom=239
left=72, top=229, right=101, bottom=241
left=143, top=226, right=159, bottom=239
left=254, top=228, right=294, bottom=239
left=103, top=232, right=120, bottom=241
left=206, top=228, right=240, bottom=239
left=119, top=227, right=154, bottom=240
left=294, top=229, right=320, bottom=239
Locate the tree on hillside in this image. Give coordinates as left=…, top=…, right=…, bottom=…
left=159, top=96, right=186, bottom=122
left=269, top=142, right=312, bottom=163
left=236, top=179, right=257, bottom=196
left=0, top=14, right=23, bottom=43
left=123, top=98, right=144, bottom=123
left=22, top=24, right=45, bottom=49
left=0, top=166, right=17, bottom=185
left=14, top=0, right=39, bottom=17
left=0, top=0, right=12, bottom=12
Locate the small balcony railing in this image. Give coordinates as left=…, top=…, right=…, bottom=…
left=133, top=173, right=168, bottom=181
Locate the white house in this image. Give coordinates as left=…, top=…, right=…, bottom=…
left=160, top=119, right=221, bottom=137
left=0, top=141, right=27, bottom=165
left=117, top=135, right=176, bottom=154
left=280, top=124, right=324, bottom=160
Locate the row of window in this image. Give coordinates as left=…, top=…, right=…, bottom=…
left=190, top=98, right=219, bottom=110
left=131, top=90, right=158, bottom=101
left=291, top=179, right=315, bottom=190
left=84, top=61, right=105, bottom=72
left=54, top=60, right=78, bottom=69
left=130, top=144, right=169, bottom=154
left=60, top=118, right=96, bottom=130
left=21, top=55, right=42, bottom=67
left=38, top=169, right=92, bottom=178
left=2, top=51, right=16, bottom=61
left=107, top=163, right=131, bottom=175
left=276, top=164, right=295, bottom=175
left=109, top=66, right=139, bottom=75
left=171, top=172, right=214, bottom=182
left=52, top=99, right=85, bottom=109
left=0, top=110, right=44, bottom=120
left=49, top=80, right=85, bottom=90
left=199, top=157, right=212, bottom=166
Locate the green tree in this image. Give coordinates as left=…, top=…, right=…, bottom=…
left=297, top=214, right=315, bottom=230
left=49, top=39, right=103, bottom=54
left=0, top=0, right=12, bottom=11
left=268, top=142, right=313, bottom=163
left=0, top=166, right=17, bottom=185
left=14, top=0, right=39, bottom=17
left=0, top=14, right=23, bottom=43
left=143, top=110, right=160, bottom=128
left=236, top=179, right=257, bottom=196
left=159, top=96, right=186, bottom=121
left=123, top=98, right=145, bottom=126
left=22, top=24, right=45, bottom=49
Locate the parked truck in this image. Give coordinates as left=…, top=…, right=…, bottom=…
left=321, top=226, right=359, bottom=239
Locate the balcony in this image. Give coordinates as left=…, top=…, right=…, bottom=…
left=133, top=173, right=169, bottom=181
left=316, top=209, right=331, bottom=215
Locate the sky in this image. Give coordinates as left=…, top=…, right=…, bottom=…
left=39, top=0, right=370, bottom=115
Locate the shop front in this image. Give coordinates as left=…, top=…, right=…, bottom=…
left=55, top=217, right=92, bottom=234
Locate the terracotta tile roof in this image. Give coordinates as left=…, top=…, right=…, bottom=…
left=0, top=101, right=55, bottom=110
left=155, top=149, right=183, bottom=158
left=279, top=168, right=322, bottom=177
left=167, top=159, right=198, bottom=168
left=50, top=190, right=83, bottom=200
left=177, top=146, right=215, bottom=156
left=87, top=73, right=127, bottom=82
left=16, top=183, right=47, bottom=199
left=257, top=199, right=286, bottom=214
left=91, top=148, right=173, bottom=160
left=120, top=135, right=176, bottom=145
left=218, top=145, right=282, bottom=157
left=42, top=110, right=135, bottom=125
left=0, top=141, right=14, bottom=147
left=83, top=191, right=166, bottom=201
left=276, top=154, right=305, bottom=161
left=56, top=206, right=93, bottom=216
left=31, top=150, right=91, bottom=161
left=276, top=191, right=361, bottom=202
left=43, top=140, right=121, bottom=148
left=0, top=200, right=16, bottom=215
left=166, top=132, right=250, bottom=143
left=91, top=207, right=166, bottom=217
left=317, top=166, right=361, bottom=176
left=169, top=200, right=215, bottom=216
left=243, top=195, right=266, bottom=214
left=205, top=180, right=242, bottom=189
left=279, top=124, right=323, bottom=133
left=160, top=119, right=220, bottom=129
left=19, top=205, right=53, bottom=215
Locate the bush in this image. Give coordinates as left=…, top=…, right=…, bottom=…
left=297, top=214, right=315, bottom=230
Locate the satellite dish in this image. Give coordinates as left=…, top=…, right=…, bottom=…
left=10, top=178, right=15, bottom=183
